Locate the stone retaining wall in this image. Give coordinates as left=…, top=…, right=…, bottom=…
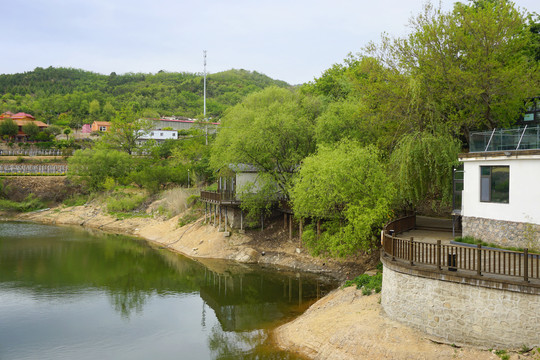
left=462, top=216, right=540, bottom=249
left=381, top=261, right=540, bottom=349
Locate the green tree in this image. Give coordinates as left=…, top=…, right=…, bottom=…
left=291, top=140, right=395, bottom=256
left=0, top=118, right=18, bottom=140
left=22, top=122, right=40, bottom=140
left=45, top=124, right=62, bottom=137
left=63, top=127, right=71, bottom=140
left=89, top=99, right=101, bottom=121
left=68, top=149, right=133, bottom=190
left=366, top=0, right=539, bottom=134
left=103, top=102, right=116, bottom=121
left=389, top=129, right=461, bottom=211
left=101, top=106, right=153, bottom=155
left=210, top=87, right=319, bottom=198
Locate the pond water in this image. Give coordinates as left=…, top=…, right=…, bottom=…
left=0, top=221, right=337, bottom=360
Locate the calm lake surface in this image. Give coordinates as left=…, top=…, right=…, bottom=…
left=0, top=221, right=337, bottom=360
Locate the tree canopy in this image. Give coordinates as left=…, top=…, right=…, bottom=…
left=210, top=86, right=319, bottom=197
left=290, top=140, right=396, bottom=256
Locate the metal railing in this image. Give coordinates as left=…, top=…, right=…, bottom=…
left=470, top=126, right=540, bottom=152
left=0, top=149, right=70, bottom=156
left=0, top=164, right=68, bottom=175
left=382, top=216, right=539, bottom=282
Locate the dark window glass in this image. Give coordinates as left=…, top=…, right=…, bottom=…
left=480, top=166, right=509, bottom=203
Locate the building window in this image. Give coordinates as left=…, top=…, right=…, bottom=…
left=480, top=166, right=509, bottom=203
left=99, top=126, right=107, bottom=132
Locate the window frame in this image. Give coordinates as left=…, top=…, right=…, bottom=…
left=480, top=165, right=509, bottom=203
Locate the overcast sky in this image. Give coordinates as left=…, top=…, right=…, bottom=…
left=2, top=0, right=539, bottom=85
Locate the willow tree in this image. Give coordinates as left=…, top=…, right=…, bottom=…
left=290, top=140, right=395, bottom=257
left=390, top=130, right=461, bottom=212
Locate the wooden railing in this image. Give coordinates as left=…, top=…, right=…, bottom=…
left=200, top=190, right=237, bottom=203
left=382, top=216, right=539, bottom=282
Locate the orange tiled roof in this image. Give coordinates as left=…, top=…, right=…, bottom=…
left=13, top=120, right=48, bottom=127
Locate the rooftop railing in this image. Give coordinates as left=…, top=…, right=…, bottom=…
left=470, top=125, right=540, bottom=152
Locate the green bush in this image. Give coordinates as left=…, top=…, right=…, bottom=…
left=0, top=194, right=46, bottom=212
left=62, top=194, right=88, bottom=207
left=343, top=271, right=383, bottom=295
left=106, top=192, right=147, bottom=213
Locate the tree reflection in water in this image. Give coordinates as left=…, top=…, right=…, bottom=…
left=0, top=221, right=337, bottom=358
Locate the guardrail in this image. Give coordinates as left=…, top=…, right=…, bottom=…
left=0, top=164, right=68, bottom=175
left=382, top=216, right=539, bottom=282
left=0, top=149, right=70, bottom=156
left=200, top=190, right=237, bottom=203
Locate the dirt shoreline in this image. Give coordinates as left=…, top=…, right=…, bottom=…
left=12, top=204, right=506, bottom=360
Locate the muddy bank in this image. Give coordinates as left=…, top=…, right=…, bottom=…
left=274, top=287, right=503, bottom=360
left=15, top=203, right=373, bottom=281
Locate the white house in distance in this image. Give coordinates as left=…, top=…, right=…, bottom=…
left=458, top=125, right=540, bottom=248
left=137, top=129, right=178, bottom=144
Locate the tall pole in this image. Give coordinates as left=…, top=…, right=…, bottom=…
left=203, top=50, right=208, bottom=145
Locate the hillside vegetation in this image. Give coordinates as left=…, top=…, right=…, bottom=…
left=0, top=67, right=289, bottom=127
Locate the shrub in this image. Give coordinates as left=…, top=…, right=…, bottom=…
left=0, top=194, right=46, bottom=212
left=106, top=192, right=147, bottom=213
left=343, top=271, right=383, bottom=295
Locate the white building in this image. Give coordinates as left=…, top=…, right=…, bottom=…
left=458, top=126, right=540, bottom=248
left=137, top=129, right=178, bottom=144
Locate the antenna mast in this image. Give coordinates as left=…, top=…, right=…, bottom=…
left=203, top=50, right=208, bottom=145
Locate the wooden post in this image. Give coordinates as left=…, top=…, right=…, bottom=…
left=218, top=206, right=222, bottom=231
left=299, top=218, right=303, bottom=243
left=213, top=204, right=217, bottom=227
left=224, top=206, right=228, bottom=232
left=283, top=213, right=287, bottom=230
left=436, top=240, right=441, bottom=270
left=477, top=244, right=482, bottom=276
left=204, top=202, right=207, bottom=223
left=289, top=215, right=293, bottom=241
left=524, top=248, right=529, bottom=283
left=409, top=237, right=414, bottom=266
left=240, top=210, right=244, bottom=231
left=391, top=236, right=396, bottom=261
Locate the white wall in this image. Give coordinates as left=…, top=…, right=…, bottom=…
left=236, top=172, right=261, bottom=193
left=461, top=154, right=540, bottom=225
left=139, top=130, right=177, bottom=140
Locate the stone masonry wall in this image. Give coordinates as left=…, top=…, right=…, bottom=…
left=462, top=216, right=540, bottom=249
left=381, top=264, right=540, bottom=349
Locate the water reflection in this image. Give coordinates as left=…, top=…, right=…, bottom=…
left=0, top=222, right=336, bottom=359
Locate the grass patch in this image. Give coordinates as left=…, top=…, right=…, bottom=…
left=178, top=208, right=201, bottom=227
left=454, top=236, right=535, bottom=253
left=106, top=191, right=148, bottom=213
left=494, top=349, right=510, bottom=360
left=343, top=265, right=383, bottom=295
left=62, top=194, right=88, bottom=207
left=0, top=194, right=47, bottom=212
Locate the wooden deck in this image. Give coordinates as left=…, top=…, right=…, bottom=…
left=382, top=215, right=540, bottom=287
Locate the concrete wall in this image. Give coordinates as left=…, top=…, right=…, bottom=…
left=381, top=262, right=540, bottom=349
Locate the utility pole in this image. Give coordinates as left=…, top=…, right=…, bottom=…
left=203, top=50, right=208, bottom=145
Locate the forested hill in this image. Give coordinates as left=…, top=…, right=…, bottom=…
left=0, top=67, right=290, bottom=126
